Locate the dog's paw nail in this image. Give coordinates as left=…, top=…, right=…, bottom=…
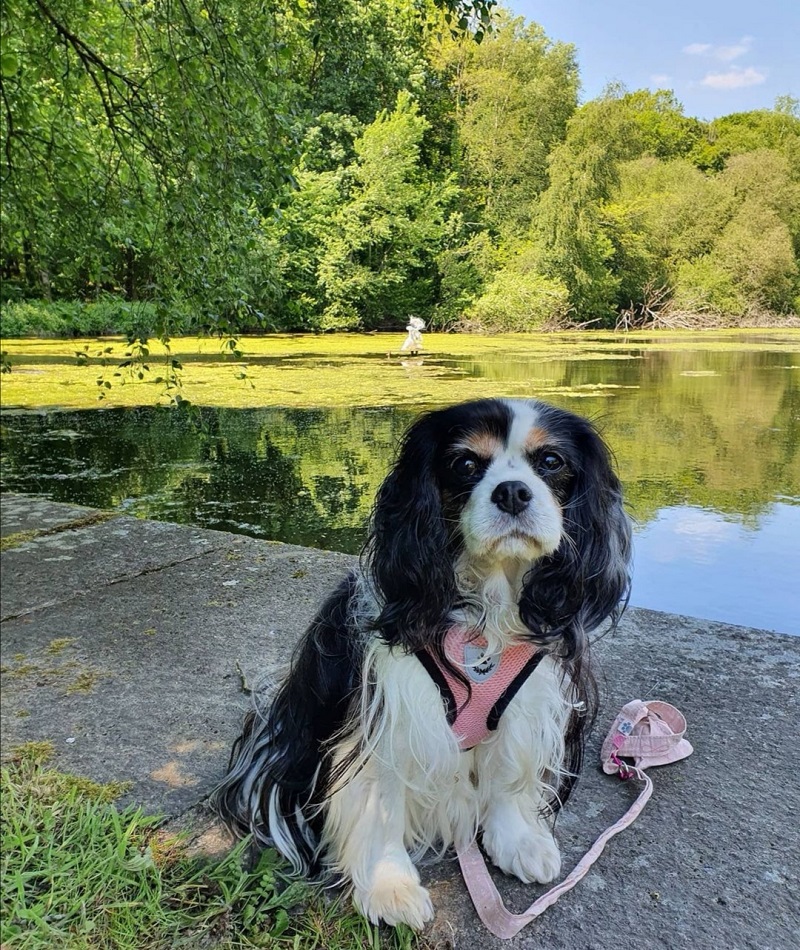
left=355, top=874, right=434, bottom=930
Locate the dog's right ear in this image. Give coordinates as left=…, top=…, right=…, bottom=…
left=363, top=413, right=456, bottom=652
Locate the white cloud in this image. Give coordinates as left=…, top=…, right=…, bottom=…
left=650, top=74, right=672, bottom=85
left=701, top=66, right=766, bottom=90
left=682, top=36, right=754, bottom=61
left=714, top=36, right=753, bottom=62
left=683, top=42, right=711, bottom=55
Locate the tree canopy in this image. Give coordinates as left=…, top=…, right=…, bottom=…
left=2, top=1, right=798, bottom=334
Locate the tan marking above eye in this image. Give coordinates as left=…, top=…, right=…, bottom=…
left=454, top=432, right=502, bottom=460
left=525, top=426, right=553, bottom=452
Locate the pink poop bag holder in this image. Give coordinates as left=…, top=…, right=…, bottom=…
left=457, top=700, right=693, bottom=939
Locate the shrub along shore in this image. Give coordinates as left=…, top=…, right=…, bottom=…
left=1, top=297, right=798, bottom=342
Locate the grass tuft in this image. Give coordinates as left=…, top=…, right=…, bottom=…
left=6, top=740, right=56, bottom=765
left=65, top=670, right=105, bottom=695
left=0, top=756, right=426, bottom=949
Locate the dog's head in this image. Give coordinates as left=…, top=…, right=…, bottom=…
left=365, top=398, right=631, bottom=656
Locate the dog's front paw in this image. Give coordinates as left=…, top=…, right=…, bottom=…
left=353, top=860, right=434, bottom=930
left=483, top=817, right=562, bottom=884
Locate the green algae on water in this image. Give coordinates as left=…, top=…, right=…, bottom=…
left=2, top=330, right=798, bottom=411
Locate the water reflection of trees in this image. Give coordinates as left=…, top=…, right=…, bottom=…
left=0, top=407, right=416, bottom=552
left=168, top=408, right=413, bottom=551
left=0, top=349, right=797, bottom=550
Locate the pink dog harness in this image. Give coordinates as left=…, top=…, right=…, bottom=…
left=416, top=626, right=545, bottom=750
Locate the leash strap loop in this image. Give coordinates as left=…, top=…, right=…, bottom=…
left=456, top=699, right=691, bottom=940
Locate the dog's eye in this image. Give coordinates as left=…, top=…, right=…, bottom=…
left=452, top=456, right=478, bottom=477
left=540, top=452, right=565, bottom=474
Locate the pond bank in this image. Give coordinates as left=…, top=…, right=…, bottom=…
left=1, top=493, right=798, bottom=949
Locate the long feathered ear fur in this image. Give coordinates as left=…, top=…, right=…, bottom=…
left=362, top=413, right=457, bottom=653
left=213, top=574, right=363, bottom=875
left=519, top=415, right=631, bottom=657
left=518, top=413, right=631, bottom=810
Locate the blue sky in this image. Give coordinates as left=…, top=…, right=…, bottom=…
left=508, top=1, right=799, bottom=119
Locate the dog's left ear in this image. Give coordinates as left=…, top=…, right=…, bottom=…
left=520, top=423, right=631, bottom=657
left=363, top=413, right=456, bottom=652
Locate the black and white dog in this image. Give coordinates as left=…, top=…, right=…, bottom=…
left=215, top=398, right=631, bottom=929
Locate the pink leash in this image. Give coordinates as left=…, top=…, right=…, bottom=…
left=457, top=700, right=693, bottom=939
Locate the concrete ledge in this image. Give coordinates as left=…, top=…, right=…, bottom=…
left=1, top=494, right=798, bottom=949
left=0, top=494, right=102, bottom=538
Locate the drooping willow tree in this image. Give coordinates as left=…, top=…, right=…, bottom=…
left=0, top=0, right=496, bottom=334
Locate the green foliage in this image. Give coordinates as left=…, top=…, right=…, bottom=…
left=606, top=148, right=800, bottom=318
left=531, top=137, right=621, bottom=322
left=1, top=0, right=295, bottom=331
left=721, top=150, right=800, bottom=255
left=605, top=157, right=726, bottom=310
left=673, top=257, right=745, bottom=316
left=690, top=100, right=800, bottom=171
left=1, top=1, right=797, bottom=332
left=553, top=86, right=698, bottom=162
left=614, top=88, right=704, bottom=159
left=316, top=91, right=457, bottom=329
left=446, top=12, right=579, bottom=236
left=674, top=201, right=798, bottom=316
left=291, top=0, right=429, bottom=124
left=528, top=86, right=714, bottom=322
left=467, top=269, right=570, bottom=330
left=716, top=202, right=797, bottom=313
left=0, top=299, right=174, bottom=339
left=269, top=168, right=346, bottom=330
left=430, top=229, right=496, bottom=328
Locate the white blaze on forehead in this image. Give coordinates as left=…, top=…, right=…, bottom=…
left=502, top=400, right=543, bottom=464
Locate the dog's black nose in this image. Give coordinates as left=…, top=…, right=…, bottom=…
left=491, top=480, right=532, bottom=516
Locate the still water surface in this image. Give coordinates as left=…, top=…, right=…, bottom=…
left=1, top=333, right=798, bottom=634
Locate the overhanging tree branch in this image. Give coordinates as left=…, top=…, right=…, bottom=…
left=32, top=0, right=141, bottom=91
